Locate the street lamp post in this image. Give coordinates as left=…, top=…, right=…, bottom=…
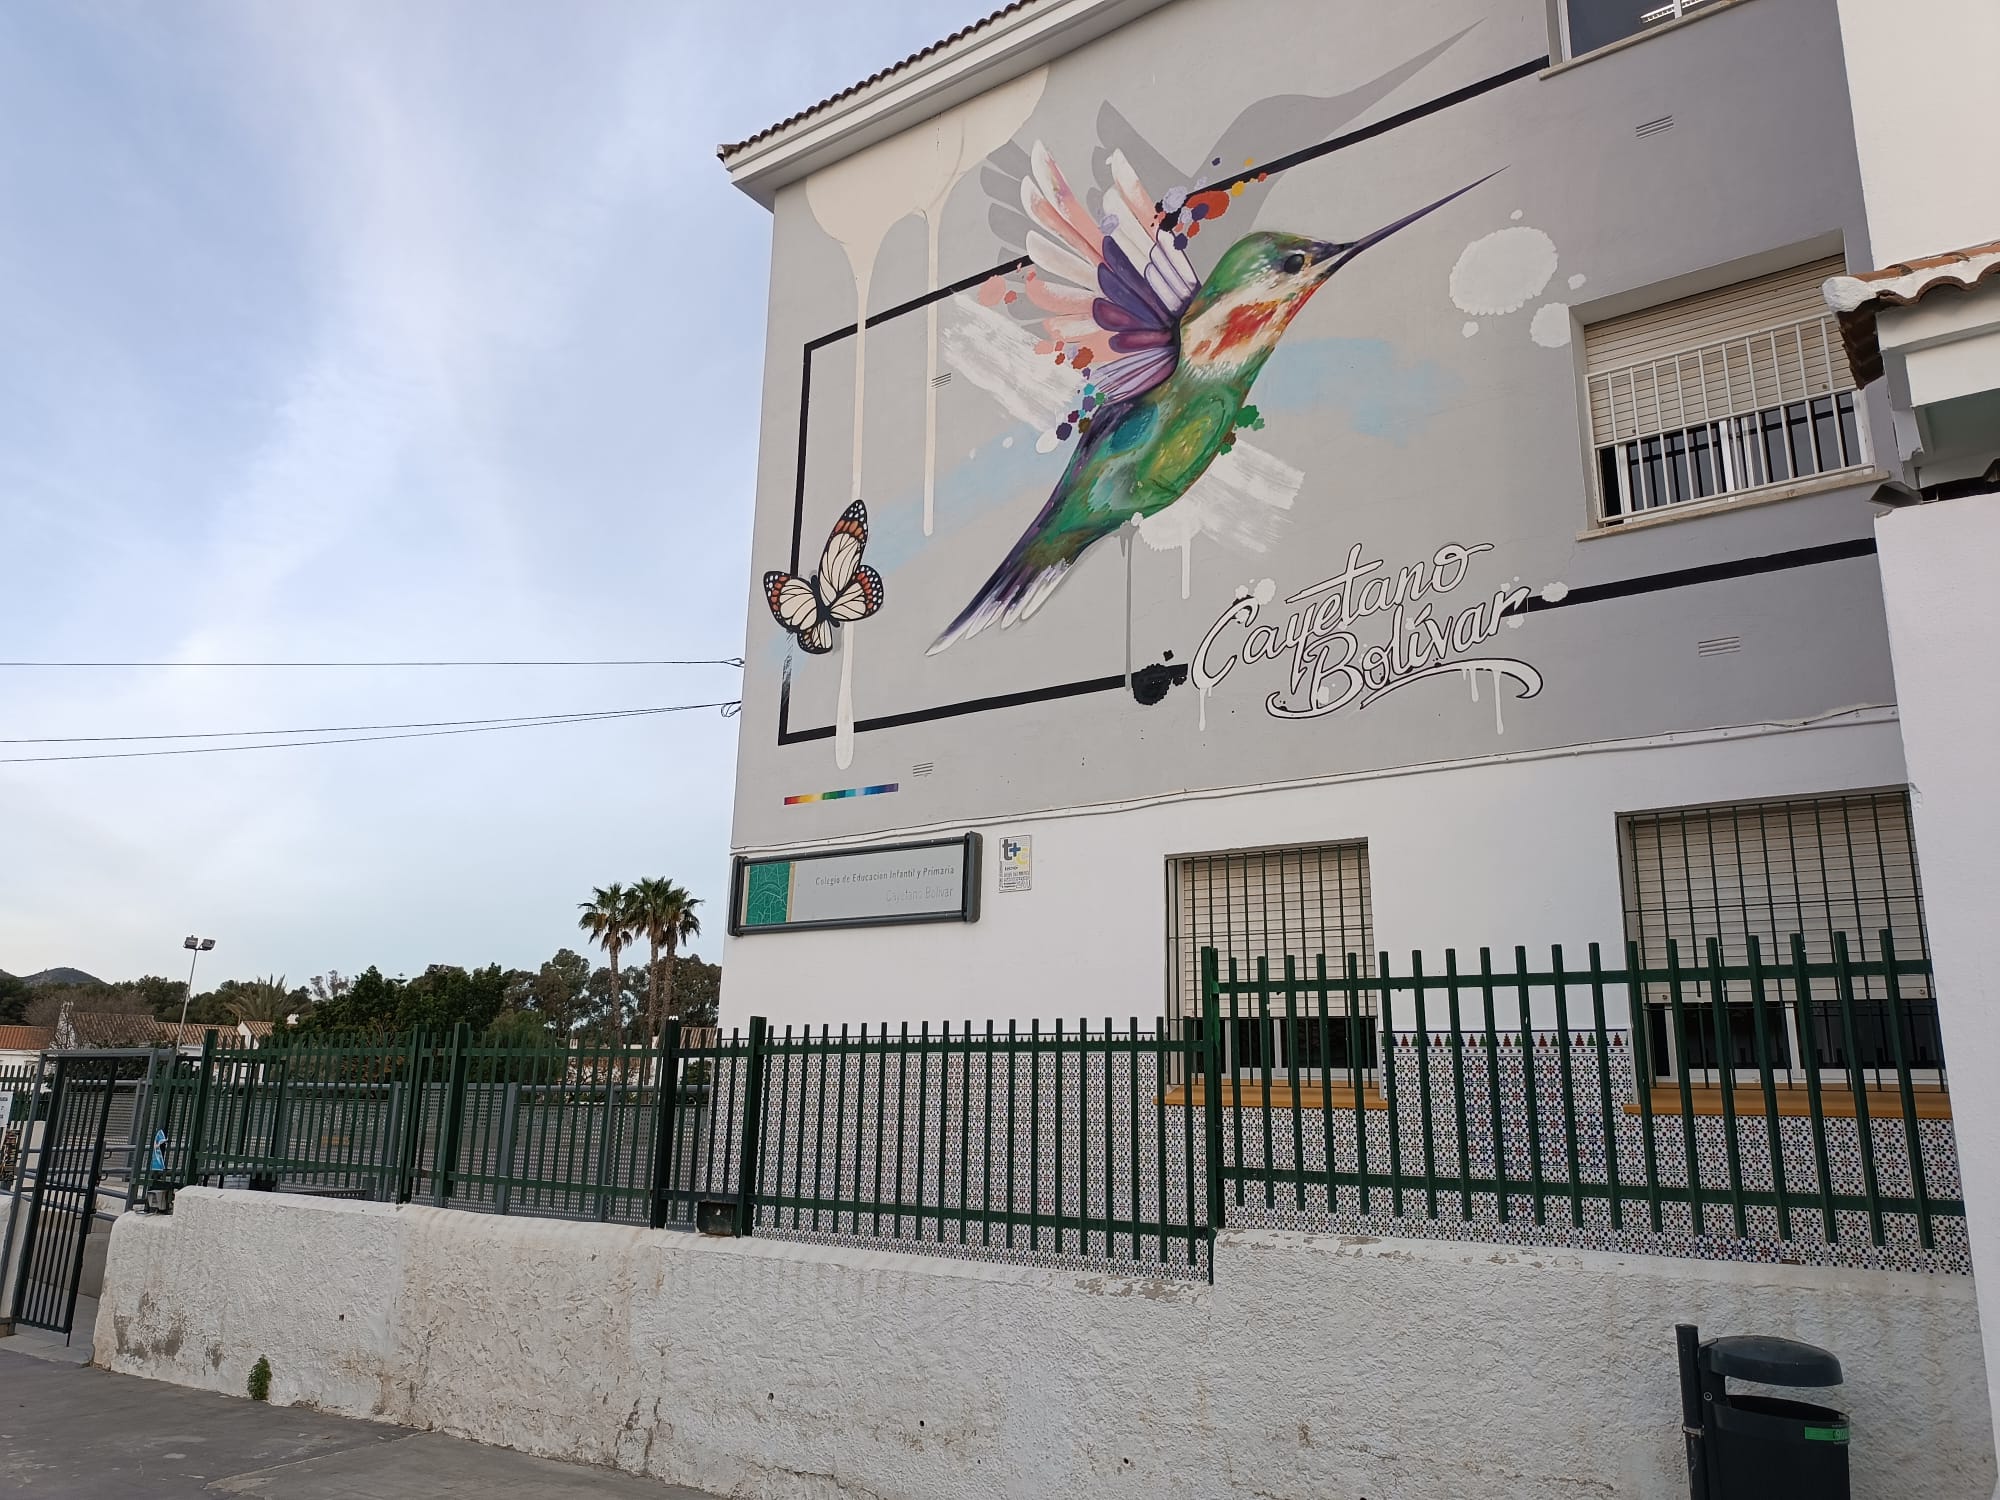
left=179, top=936, right=216, bottom=1034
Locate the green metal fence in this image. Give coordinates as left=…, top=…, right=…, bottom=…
left=131, top=927, right=1960, bottom=1279
left=1202, top=930, right=1957, bottom=1259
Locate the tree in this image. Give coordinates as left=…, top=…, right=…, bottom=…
left=399, top=964, right=510, bottom=1035
left=667, top=952, right=721, bottom=1031
left=485, top=1007, right=556, bottom=1048
left=583, top=963, right=647, bottom=1045
left=521, top=949, right=592, bottom=1037
left=627, top=879, right=703, bottom=1043
left=0, top=972, right=30, bottom=1025
left=577, top=884, right=635, bottom=1045
left=216, top=975, right=295, bottom=1027
left=307, top=972, right=353, bottom=1006
left=297, top=966, right=403, bottom=1035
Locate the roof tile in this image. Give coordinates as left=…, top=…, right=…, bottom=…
left=719, top=0, right=1035, bottom=161
left=1824, top=238, right=2000, bottom=386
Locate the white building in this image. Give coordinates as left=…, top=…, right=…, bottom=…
left=718, top=0, right=1936, bottom=1051
left=1829, top=0, right=2000, bottom=1473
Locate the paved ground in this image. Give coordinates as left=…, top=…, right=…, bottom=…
left=0, top=1348, right=720, bottom=1498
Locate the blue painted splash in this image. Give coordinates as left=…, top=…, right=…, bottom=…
left=1253, top=336, right=1457, bottom=442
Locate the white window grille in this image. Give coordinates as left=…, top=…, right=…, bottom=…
left=1563, top=0, right=1723, bottom=58
left=1585, top=258, right=1866, bottom=524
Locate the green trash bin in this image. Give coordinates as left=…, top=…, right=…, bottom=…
left=1677, top=1323, right=1849, bottom=1499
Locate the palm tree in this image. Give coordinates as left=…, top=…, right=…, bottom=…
left=629, top=879, right=703, bottom=1042
left=221, top=975, right=295, bottom=1026
left=577, top=883, right=635, bottom=1044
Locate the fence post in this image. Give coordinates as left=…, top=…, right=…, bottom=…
left=180, top=1032, right=218, bottom=1189
left=395, top=1029, right=427, bottom=1205
left=434, top=1023, right=472, bottom=1208
left=734, top=1017, right=770, bottom=1237
left=650, top=1019, right=683, bottom=1230
left=264, top=1052, right=292, bottom=1180
left=494, top=1083, right=520, bottom=1217
left=1200, top=948, right=1226, bottom=1246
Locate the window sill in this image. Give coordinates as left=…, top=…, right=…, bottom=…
left=1578, top=467, right=1887, bottom=541
left=1625, top=1083, right=1951, bottom=1120
left=1542, top=0, right=1760, bottom=77
left=1164, top=1081, right=1388, bottom=1111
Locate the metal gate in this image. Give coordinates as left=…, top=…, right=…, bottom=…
left=3, top=1051, right=160, bottom=1340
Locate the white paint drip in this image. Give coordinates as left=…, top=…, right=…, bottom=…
left=1568, top=272, right=1588, bottom=291
left=1462, top=321, right=1480, bottom=338
left=1491, top=664, right=1507, bottom=735
left=835, top=629, right=856, bottom=771
left=848, top=271, right=870, bottom=500
left=1464, top=664, right=1480, bottom=703
left=1120, top=525, right=1135, bottom=686
left=1530, top=303, right=1572, bottom=348
left=1450, top=227, right=1559, bottom=317
left=925, top=224, right=940, bottom=534
left=807, top=67, right=1047, bottom=523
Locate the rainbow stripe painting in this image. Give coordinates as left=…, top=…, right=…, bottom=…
left=784, top=782, right=900, bottom=807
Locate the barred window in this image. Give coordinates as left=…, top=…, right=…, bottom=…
left=1585, top=258, right=1865, bottom=524
left=1168, top=842, right=1375, bottom=1076
left=1619, top=790, right=1940, bottom=1083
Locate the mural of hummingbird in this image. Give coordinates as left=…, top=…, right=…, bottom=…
left=929, top=144, right=1494, bottom=654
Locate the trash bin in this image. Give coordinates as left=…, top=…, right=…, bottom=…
left=1677, top=1322, right=1848, bottom=1499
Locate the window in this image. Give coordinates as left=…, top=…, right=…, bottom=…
left=1562, top=0, right=1726, bottom=59
left=1585, top=258, right=1866, bottom=525
left=1618, top=791, right=1941, bottom=1088
left=1168, top=842, right=1376, bottom=1078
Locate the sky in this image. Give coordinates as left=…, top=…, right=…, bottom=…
left=0, top=0, right=982, bottom=988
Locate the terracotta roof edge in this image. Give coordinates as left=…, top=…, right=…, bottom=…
left=718, top=0, right=1037, bottom=162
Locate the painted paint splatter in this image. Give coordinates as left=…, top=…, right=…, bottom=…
left=1450, top=227, right=1559, bottom=316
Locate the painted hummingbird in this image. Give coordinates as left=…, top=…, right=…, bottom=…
left=929, top=146, right=1494, bottom=654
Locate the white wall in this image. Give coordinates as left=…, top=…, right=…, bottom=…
left=98, top=1190, right=1994, bottom=1500
left=723, top=716, right=1908, bottom=1031
left=1836, top=0, right=2000, bottom=267
left=1877, top=495, right=2000, bottom=1482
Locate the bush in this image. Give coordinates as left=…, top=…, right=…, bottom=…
left=247, top=1356, right=271, bottom=1402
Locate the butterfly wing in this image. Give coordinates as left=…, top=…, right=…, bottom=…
left=795, top=618, right=834, bottom=654
left=826, top=564, right=884, bottom=623
left=764, top=571, right=821, bottom=637
left=817, top=500, right=869, bottom=602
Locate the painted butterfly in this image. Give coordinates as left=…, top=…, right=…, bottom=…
left=764, top=499, right=885, bottom=654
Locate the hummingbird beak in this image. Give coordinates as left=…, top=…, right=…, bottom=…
left=1313, top=168, right=1504, bottom=277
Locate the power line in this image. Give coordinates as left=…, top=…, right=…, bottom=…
left=0, top=657, right=746, bottom=669
left=2, top=704, right=710, bottom=745
left=0, top=701, right=741, bottom=764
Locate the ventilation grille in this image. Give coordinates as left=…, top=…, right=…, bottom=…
left=912, top=761, right=935, bottom=778
left=929, top=372, right=953, bottom=389
left=1697, top=635, right=1742, bottom=657
left=1636, top=115, right=1674, bottom=139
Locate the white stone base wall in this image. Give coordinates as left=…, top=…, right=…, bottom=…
left=97, top=1188, right=1994, bottom=1500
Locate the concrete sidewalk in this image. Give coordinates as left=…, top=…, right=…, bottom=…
left=0, top=1348, right=721, bottom=1498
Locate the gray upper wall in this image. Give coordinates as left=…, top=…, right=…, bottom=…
left=731, top=0, right=1883, bottom=850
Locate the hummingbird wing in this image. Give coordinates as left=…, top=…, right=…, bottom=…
left=1018, top=143, right=1199, bottom=406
